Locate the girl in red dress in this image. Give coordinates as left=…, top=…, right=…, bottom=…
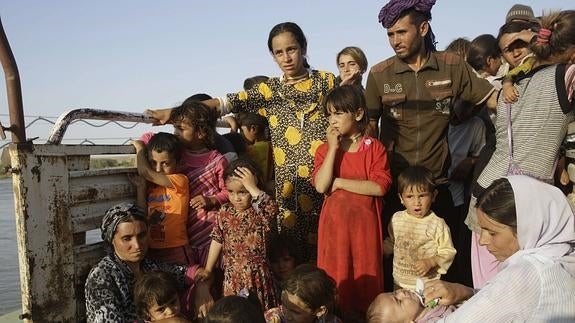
left=312, top=85, right=392, bottom=318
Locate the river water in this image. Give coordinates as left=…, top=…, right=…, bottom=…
left=0, top=178, right=20, bottom=315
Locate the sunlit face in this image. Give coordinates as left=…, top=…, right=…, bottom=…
left=280, top=291, right=323, bottom=323
left=173, top=119, right=203, bottom=149
left=370, top=290, right=424, bottom=323
left=147, top=296, right=180, bottom=321
left=271, top=252, right=297, bottom=281
left=225, top=178, right=253, bottom=212
left=271, top=32, right=307, bottom=78
left=399, top=185, right=436, bottom=218
left=112, top=221, right=148, bottom=264
left=327, top=105, right=363, bottom=138
left=338, top=54, right=362, bottom=80
left=499, top=33, right=531, bottom=68
left=387, top=15, right=426, bottom=62
left=149, top=150, right=177, bottom=175
left=477, top=209, right=520, bottom=262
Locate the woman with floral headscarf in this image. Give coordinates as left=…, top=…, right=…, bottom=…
left=422, top=176, right=575, bottom=321
left=84, top=203, right=211, bottom=322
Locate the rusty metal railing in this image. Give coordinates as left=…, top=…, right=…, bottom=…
left=0, top=17, right=26, bottom=143
left=46, top=108, right=154, bottom=144
left=47, top=108, right=231, bottom=144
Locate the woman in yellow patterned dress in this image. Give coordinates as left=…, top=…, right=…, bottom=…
left=147, top=22, right=336, bottom=262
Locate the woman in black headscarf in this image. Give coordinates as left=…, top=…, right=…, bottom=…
left=84, top=203, right=211, bottom=322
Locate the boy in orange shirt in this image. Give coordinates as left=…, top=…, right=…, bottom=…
left=131, top=132, right=191, bottom=265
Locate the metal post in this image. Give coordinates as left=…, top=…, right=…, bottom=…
left=0, top=17, right=26, bottom=143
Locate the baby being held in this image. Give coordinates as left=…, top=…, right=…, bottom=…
left=367, top=290, right=455, bottom=323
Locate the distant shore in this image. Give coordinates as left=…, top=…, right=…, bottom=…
left=0, top=156, right=135, bottom=180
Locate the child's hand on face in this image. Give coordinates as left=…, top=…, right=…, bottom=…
left=233, top=167, right=261, bottom=197
left=414, top=258, right=436, bottom=276
left=340, top=70, right=362, bottom=86
left=326, top=126, right=341, bottom=148
left=190, top=195, right=211, bottom=210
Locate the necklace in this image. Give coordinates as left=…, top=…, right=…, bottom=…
left=343, top=132, right=363, bottom=144
left=349, top=133, right=363, bottom=143
left=283, top=71, right=310, bottom=84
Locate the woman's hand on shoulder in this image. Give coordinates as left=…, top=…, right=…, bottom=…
left=423, top=280, right=474, bottom=306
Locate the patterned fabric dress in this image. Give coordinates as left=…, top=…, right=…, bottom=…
left=227, top=70, right=336, bottom=261
left=180, top=149, right=228, bottom=265
left=212, top=192, right=279, bottom=310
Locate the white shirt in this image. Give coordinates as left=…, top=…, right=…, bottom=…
left=440, top=253, right=575, bottom=322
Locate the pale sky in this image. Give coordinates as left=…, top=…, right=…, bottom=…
left=0, top=0, right=569, bottom=147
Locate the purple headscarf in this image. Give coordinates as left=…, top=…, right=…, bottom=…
left=378, top=0, right=436, bottom=28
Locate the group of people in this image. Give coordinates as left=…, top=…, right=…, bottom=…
left=84, top=0, right=575, bottom=322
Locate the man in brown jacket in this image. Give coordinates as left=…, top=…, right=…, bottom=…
left=366, top=0, right=499, bottom=288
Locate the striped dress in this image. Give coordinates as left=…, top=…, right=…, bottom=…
left=180, top=149, right=228, bottom=265
left=467, top=64, right=575, bottom=233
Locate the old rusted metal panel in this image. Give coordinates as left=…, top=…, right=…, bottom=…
left=69, top=174, right=136, bottom=204
left=9, top=143, right=76, bottom=322
left=69, top=167, right=136, bottom=178
left=30, top=144, right=135, bottom=156
left=8, top=142, right=139, bottom=322
left=74, top=244, right=105, bottom=280
left=70, top=198, right=135, bottom=234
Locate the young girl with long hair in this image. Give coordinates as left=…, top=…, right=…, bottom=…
left=147, top=22, right=337, bottom=263
left=312, top=85, right=392, bottom=318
